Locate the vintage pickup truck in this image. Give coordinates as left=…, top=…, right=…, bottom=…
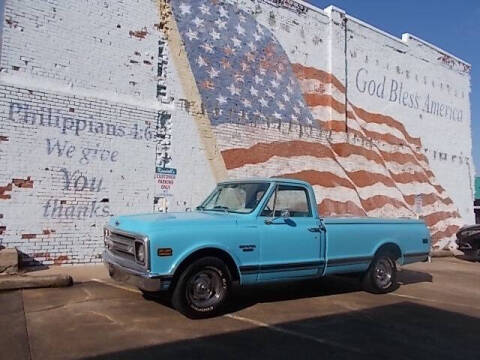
left=103, top=178, right=430, bottom=318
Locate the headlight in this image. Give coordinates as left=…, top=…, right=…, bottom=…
left=135, top=241, right=145, bottom=264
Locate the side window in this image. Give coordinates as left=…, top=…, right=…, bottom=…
left=261, top=185, right=311, bottom=217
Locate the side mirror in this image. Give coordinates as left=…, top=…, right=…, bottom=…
left=264, top=209, right=291, bottom=225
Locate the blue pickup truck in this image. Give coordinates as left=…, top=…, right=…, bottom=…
left=103, top=178, right=430, bottom=318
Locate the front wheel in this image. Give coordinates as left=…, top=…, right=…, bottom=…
left=171, top=257, right=231, bottom=319
left=362, top=253, right=398, bottom=294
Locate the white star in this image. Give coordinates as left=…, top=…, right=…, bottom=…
left=277, top=101, right=285, bottom=110
left=227, top=83, right=240, bottom=96
left=253, top=32, right=261, bottom=42
left=210, top=29, right=220, bottom=40
left=265, top=88, right=274, bottom=98
left=248, top=41, right=256, bottom=51
left=199, top=4, right=211, bottom=15
left=236, top=23, right=245, bottom=36
left=270, top=79, right=279, bottom=88
left=293, top=105, right=300, bottom=114
left=234, top=74, right=244, bottom=83
left=250, top=86, right=258, bottom=97
left=224, top=45, right=235, bottom=56
left=275, top=71, right=282, bottom=80
left=242, top=99, right=252, bottom=108
left=217, top=95, right=227, bottom=105
left=208, top=67, right=219, bottom=78
left=239, top=14, right=246, bottom=23
left=286, top=85, right=293, bottom=94
left=232, top=37, right=242, bottom=47
left=240, top=62, right=248, bottom=71
left=273, top=112, right=282, bottom=119
left=215, top=19, right=227, bottom=30
left=179, top=3, right=191, bottom=15
left=196, top=55, right=207, bottom=67
left=256, top=24, right=264, bottom=35
left=259, top=98, right=268, bottom=107
left=291, top=114, right=298, bottom=122
left=192, top=17, right=204, bottom=27
left=254, top=74, right=263, bottom=84
left=219, top=7, right=229, bottom=18
left=282, top=93, right=289, bottom=102
left=200, top=43, right=214, bottom=53
left=185, top=28, right=198, bottom=41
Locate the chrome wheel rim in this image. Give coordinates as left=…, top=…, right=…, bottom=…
left=186, top=268, right=224, bottom=309
left=374, top=258, right=393, bottom=289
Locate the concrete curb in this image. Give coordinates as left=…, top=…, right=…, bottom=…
left=0, top=274, right=73, bottom=291
left=431, top=249, right=464, bottom=258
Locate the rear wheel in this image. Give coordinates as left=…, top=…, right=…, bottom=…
left=171, top=257, right=231, bottom=319
left=362, top=253, right=398, bottom=294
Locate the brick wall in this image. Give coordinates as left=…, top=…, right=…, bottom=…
left=0, top=0, right=473, bottom=264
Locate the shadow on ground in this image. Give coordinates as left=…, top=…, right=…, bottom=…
left=16, top=250, right=50, bottom=271
left=144, top=269, right=433, bottom=314
left=86, top=301, right=479, bottom=360
left=455, top=255, right=480, bottom=263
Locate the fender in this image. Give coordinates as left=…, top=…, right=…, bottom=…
left=168, top=243, right=242, bottom=278
left=372, top=241, right=404, bottom=263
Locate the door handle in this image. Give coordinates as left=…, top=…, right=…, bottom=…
left=308, top=227, right=321, bottom=232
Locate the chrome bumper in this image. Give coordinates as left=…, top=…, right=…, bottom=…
left=103, top=250, right=172, bottom=292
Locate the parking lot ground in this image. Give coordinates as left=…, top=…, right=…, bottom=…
left=1, top=257, right=479, bottom=360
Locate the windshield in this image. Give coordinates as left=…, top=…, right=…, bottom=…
left=198, top=182, right=270, bottom=214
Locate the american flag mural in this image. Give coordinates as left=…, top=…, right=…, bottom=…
left=170, top=0, right=463, bottom=249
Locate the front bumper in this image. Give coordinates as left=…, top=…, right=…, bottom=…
left=103, top=250, right=172, bottom=292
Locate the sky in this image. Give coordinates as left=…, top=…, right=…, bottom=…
left=310, top=0, right=479, bottom=175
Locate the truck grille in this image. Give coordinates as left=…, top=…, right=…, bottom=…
left=106, top=231, right=137, bottom=261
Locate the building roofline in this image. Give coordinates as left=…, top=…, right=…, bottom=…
left=291, top=1, right=470, bottom=67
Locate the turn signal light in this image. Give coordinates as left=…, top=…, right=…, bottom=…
left=157, top=248, right=173, bottom=257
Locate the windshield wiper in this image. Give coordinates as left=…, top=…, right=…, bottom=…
left=212, top=205, right=230, bottom=213
left=196, top=205, right=205, bottom=211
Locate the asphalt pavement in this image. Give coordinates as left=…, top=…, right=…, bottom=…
left=1, top=257, right=479, bottom=360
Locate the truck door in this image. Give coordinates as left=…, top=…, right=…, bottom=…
left=257, top=184, right=325, bottom=281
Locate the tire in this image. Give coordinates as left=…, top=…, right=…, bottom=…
left=171, top=257, right=231, bottom=319
left=362, top=253, right=398, bottom=294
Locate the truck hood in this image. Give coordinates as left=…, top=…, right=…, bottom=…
left=107, top=211, right=238, bottom=235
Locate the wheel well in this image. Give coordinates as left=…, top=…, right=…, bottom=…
left=375, top=243, right=402, bottom=260
left=172, top=248, right=240, bottom=283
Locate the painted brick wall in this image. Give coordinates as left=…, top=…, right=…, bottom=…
left=0, top=0, right=473, bottom=264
